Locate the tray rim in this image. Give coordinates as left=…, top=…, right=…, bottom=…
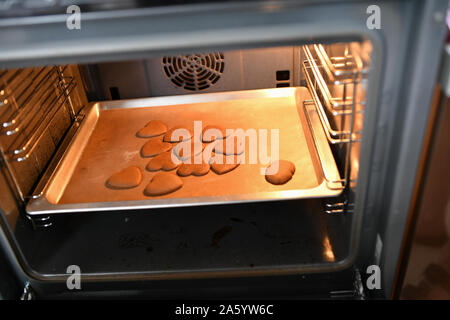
left=27, top=87, right=343, bottom=215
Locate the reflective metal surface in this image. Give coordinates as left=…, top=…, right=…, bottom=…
left=27, top=87, right=343, bottom=215
left=17, top=198, right=351, bottom=278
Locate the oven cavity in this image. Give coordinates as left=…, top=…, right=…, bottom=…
left=0, top=41, right=372, bottom=281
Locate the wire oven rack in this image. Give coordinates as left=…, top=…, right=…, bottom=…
left=0, top=66, right=78, bottom=225
left=301, top=43, right=369, bottom=214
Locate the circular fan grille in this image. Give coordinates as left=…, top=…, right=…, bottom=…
left=162, top=53, right=224, bottom=91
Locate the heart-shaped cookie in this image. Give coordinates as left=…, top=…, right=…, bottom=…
left=141, top=137, right=173, bottom=157
left=163, top=126, right=193, bottom=143
left=146, top=151, right=180, bottom=171
left=213, top=135, right=245, bottom=155
left=177, top=162, right=210, bottom=177
left=202, top=125, right=228, bottom=143
left=107, top=166, right=142, bottom=189
left=265, top=160, right=295, bottom=185
left=172, top=137, right=205, bottom=161
left=144, top=172, right=183, bottom=196
left=177, top=154, right=210, bottom=177
left=137, top=120, right=168, bottom=138
left=209, top=153, right=242, bottom=175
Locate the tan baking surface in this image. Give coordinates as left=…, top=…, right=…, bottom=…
left=58, top=95, right=320, bottom=204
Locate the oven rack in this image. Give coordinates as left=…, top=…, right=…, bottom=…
left=0, top=69, right=33, bottom=112
left=0, top=66, right=78, bottom=203
left=302, top=100, right=346, bottom=191
left=312, top=44, right=369, bottom=83
left=302, top=45, right=366, bottom=144
left=1, top=67, right=69, bottom=134
left=302, top=45, right=365, bottom=116
left=1, top=67, right=76, bottom=160
left=301, top=43, right=367, bottom=195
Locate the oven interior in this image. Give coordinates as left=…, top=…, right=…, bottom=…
left=0, top=41, right=371, bottom=278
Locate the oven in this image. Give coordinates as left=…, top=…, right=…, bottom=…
left=0, top=0, right=447, bottom=299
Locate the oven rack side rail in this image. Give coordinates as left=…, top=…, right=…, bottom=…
left=301, top=43, right=369, bottom=214
left=0, top=66, right=80, bottom=211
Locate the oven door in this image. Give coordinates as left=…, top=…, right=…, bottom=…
left=0, top=0, right=447, bottom=299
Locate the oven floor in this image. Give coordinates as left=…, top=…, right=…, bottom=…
left=15, top=199, right=350, bottom=275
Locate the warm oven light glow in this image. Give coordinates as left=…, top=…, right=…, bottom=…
left=323, top=236, right=335, bottom=262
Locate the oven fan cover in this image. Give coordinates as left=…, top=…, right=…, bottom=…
left=162, top=53, right=225, bottom=91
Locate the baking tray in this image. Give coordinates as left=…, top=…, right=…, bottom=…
left=27, top=87, right=343, bottom=215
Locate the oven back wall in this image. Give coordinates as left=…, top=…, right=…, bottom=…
left=95, top=47, right=300, bottom=99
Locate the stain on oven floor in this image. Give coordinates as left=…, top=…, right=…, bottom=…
left=14, top=199, right=350, bottom=275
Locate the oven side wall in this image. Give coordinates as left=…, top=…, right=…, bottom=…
left=375, top=0, right=448, bottom=297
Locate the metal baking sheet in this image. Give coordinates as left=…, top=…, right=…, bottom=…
left=27, top=87, right=343, bottom=215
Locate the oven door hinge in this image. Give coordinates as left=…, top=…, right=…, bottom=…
left=353, top=268, right=365, bottom=300
left=20, top=282, right=35, bottom=300
left=329, top=268, right=365, bottom=300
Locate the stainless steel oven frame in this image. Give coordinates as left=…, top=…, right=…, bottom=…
left=0, top=0, right=447, bottom=299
